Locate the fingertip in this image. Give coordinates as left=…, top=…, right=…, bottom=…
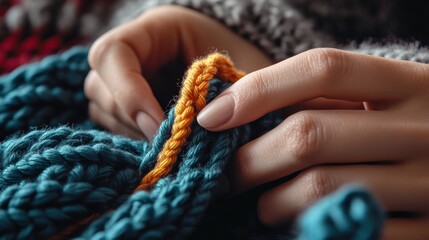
left=197, top=70, right=278, bottom=131
left=88, top=36, right=114, bottom=69
left=197, top=94, right=235, bottom=131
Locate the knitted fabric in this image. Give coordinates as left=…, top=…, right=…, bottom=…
left=110, top=0, right=335, bottom=62
left=0, top=0, right=115, bottom=74
left=298, top=186, right=384, bottom=240
left=0, top=47, right=384, bottom=239
left=110, top=0, right=429, bottom=65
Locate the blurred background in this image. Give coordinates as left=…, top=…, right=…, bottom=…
left=0, top=0, right=116, bottom=74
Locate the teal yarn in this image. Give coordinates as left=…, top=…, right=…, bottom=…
left=0, top=48, right=90, bottom=139
left=0, top=47, right=384, bottom=239
left=298, top=186, right=384, bottom=240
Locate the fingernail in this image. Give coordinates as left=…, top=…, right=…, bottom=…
left=197, top=94, right=234, bottom=129
left=136, top=112, right=160, bottom=140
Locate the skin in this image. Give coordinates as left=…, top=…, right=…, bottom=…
left=85, top=5, right=273, bottom=140
left=198, top=48, right=429, bottom=238
left=85, top=5, right=429, bottom=239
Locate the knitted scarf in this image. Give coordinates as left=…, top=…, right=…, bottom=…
left=0, top=47, right=383, bottom=240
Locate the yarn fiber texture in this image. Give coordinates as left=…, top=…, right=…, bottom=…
left=111, top=0, right=429, bottom=68
left=0, top=0, right=117, bottom=74
left=298, top=186, right=384, bottom=240
left=0, top=47, right=383, bottom=239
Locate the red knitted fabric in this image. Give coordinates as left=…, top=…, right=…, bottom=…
left=0, top=0, right=115, bottom=74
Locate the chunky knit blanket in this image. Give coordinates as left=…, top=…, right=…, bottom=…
left=0, top=47, right=383, bottom=239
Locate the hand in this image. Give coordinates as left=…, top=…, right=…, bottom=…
left=84, top=5, right=273, bottom=140
left=197, top=48, right=429, bottom=239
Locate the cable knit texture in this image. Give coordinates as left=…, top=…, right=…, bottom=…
left=2, top=1, right=429, bottom=239
left=0, top=47, right=386, bottom=240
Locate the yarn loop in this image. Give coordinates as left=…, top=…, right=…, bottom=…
left=0, top=47, right=384, bottom=239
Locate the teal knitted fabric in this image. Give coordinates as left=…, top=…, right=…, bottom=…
left=0, top=47, right=384, bottom=239
left=298, top=186, right=384, bottom=240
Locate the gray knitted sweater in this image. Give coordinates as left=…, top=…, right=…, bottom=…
left=108, top=0, right=429, bottom=64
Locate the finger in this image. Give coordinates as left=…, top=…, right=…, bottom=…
left=383, top=218, right=429, bottom=240
left=231, top=110, right=428, bottom=193
left=89, top=39, right=164, bottom=125
left=290, top=98, right=364, bottom=110
left=257, top=164, right=429, bottom=226
left=85, top=71, right=140, bottom=131
left=84, top=70, right=161, bottom=139
left=88, top=14, right=172, bottom=128
left=282, top=97, right=364, bottom=117
left=88, top=103, right=145, bottom=140
left=197, top=48, right=428, bottom=130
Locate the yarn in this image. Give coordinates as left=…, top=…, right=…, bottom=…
left=137, top=53, right=245, bottom=191
left=0, top=47, right=384, bottom=239
left=297, top=186, right=384, bottom=240
left=110, top=0, right=334, bottom=62
left=0, top=47, right=90, bottom=139
left=0, top=0, right=116, bottom=74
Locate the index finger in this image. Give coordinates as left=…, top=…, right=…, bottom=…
left=197, top=48, right=428, bottom=131
left=89, top=39, right=164, bottom=128
left=87, top=8, right=187, bottom=128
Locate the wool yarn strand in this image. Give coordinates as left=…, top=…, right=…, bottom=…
left=0, top=47, right=384, bottom=240
left=53, top=53, right=245, bottom=239
left=135, top=53, right=245, bottom=191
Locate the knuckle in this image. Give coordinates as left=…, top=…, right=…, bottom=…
left=284, top=112, right=322, bottom=162
left=237, top=70, right=274, bottom=108
left=305, top=48, right=346, bottom=86
left=83, top=71, right=97, bottom=99
left=135, top=6, right=189, bottom=36
left=83, top=73, right=120, bottom=116
left=299, top=167, right=335, bottom=204
left=88, top=36, right=117, bottom=69
left=247, top=71, right=271, bottom=98
left=113, top=83, right=147, bottom=118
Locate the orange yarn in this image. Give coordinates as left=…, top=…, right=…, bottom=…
left=51, top=53, right=243, bottom=240
left=134, top=53, right=244, bottom=191
left=50, top=214, right=102, bottom=240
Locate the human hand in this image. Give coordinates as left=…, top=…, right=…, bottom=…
left=84, top=5, right=272, bottom=140
left=197, top=48, right=429, bottom=239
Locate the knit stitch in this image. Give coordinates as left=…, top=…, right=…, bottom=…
left=298, top=186, right=384, bottom=240
left=0, top=0, right=116, bottom=74
left=109, top=0, right=334, bottom=61
left=110, top=0, right=429, bottom=65
left=0, top=47, right=383, bottom=239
